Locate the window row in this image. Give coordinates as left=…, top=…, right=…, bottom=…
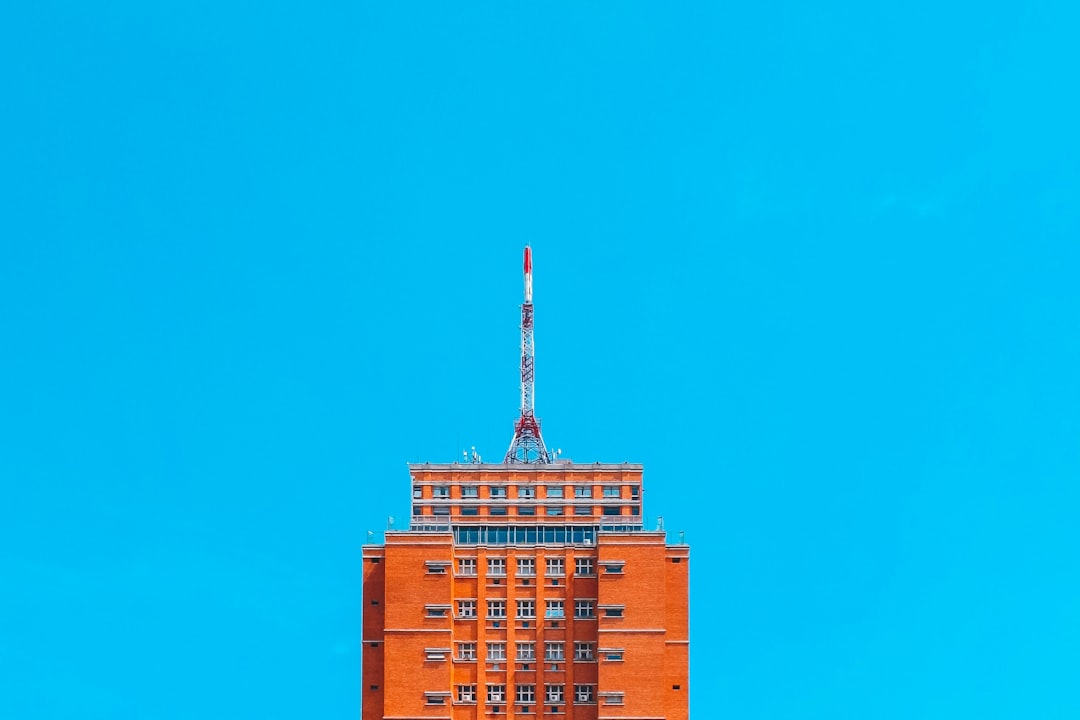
left=430, top=600, right=619, bottom=620
left=453, top=683, right=599, bottom=704
left=422, top=505, right=637, bottom=517
left=456, top=557, right=601, bottom=576
left=453, top=643, right=626, bottom=660
left=416, top=484, right=638, bottom=500
left=452, top=641, right=596, bottom=662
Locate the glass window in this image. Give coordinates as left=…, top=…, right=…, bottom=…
left=546, top=557, right=564, bottom=576
left=602, top=485, right=620, bottom=497
left=461, top=506, right=479, bottom=516
left=487, top=642, right=506, bottom=661
left=412, top=485, right=422, bottom=498
left=518, top=486, right=534, bottom=498
left=575, top=685, right=595, bottom=703
left=545, top=684, right=565, bottom=704
left=517, top=558, right=535, bottom=576
left=546, top=486, right=564, bottom=498
left=603, top=505, right=621, bottom=516
left=487, top=684, right=506, bottom=703
left=487, top=600, right=506, bottom=618
left=489, top=486, right=507, bottom=498
left=433, top=505, right=451, bottom=515
left=574, top=600, right=595, bottom=618
left=457, top=600, right=476, bottom=618
left=433, top=485, right=450, bottom=498
left=516, top=684, right=535, bottom=703
left=490, top=506, right=508, bottom=516
left=488, top=558, right=506, bottom=576
left=462, top=485, right=479, bottom=498
left=574, top=505, right=592, bottom=516
left=574, top=485, right=590, bottom=498
left=603, top=607, right=624, bottom=618
left=544, top=642, right=564, bottom=661
left=575, top=558, right=594, bottom=575
left=516, top=641, right=535, bottom=660
left=573, top=642, right=594, bottom=661
left=457, top=685, right=477, bottom=703
left=518, top=506, right=536, bottom=516
left=545, top=600, right=564, bottom=618
left=546, top=506, right=563, bottom=516
left=458, top=643, right=477, bottom=660
left=516, top=600, right=535, bottom=618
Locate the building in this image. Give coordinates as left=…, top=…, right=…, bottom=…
left=362, top=248, right=689, bottom=720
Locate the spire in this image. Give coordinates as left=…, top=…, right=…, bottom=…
left=505, top=245, right=553, bottom=464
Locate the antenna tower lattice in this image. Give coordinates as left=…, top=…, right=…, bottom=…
left=505, top=245, right=553, bottom=464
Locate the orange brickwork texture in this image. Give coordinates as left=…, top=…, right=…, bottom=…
left=362, top=464, right=688, bottom=720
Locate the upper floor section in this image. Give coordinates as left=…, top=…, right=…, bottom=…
left=409, top=462, right=643, bottom=527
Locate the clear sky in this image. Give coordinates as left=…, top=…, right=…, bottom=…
left=2, top=2, right=1078, bottom=718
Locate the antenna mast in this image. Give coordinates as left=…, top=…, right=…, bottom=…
left=505, top=245, right=553, bottom=464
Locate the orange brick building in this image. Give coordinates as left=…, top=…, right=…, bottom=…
left=362, top=248, right=688, bottom=718
left=361, top=463, right=689, bottom=720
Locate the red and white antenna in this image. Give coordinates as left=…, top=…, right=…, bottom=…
left=505, top=245, right=553, bottom=464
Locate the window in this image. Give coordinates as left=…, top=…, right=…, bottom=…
left=630, top=485, right=639, bottom=499
left=546, top=506, right=563, bottom=516
left=489, top=486, right=507, bottom=498
left=603, top=606, right=625, bottom=618
left=574, top=506, right=592, bottom=516
left=602, top=485, right=620, bottom=498
left=602, top=562, right=625, bottom=574
left=518, top=486, right=535, bottom=499
left=518, top=506, right=536, bottom=516
left=545, top=600, right=564, bottom=618
left=574, top=485, right=591, bottom=498
left=546, top=486, right=564, bottom=498
left=462, top=485, right=479, bottom=498
left=573, top=642, right=595, bottom=661
left=461, top=506, right=479, bottom=516
left=433, top=505, right=450, bottom=516
left=490, top=506, right=508, bottom=516
left=604, top=650, right=624, bottom=661
left=425, top=692, right=447, bottom=705
left=487, top=684, right=506, bottom=703
left=575, top=685, right=595, bottom=703
left=602, top=692, right=625, bottom=706
left=457, top=642, right=477, bottom=661
left=575, top=558, right=594, bottom=575
left=457, top=600, right=476, bottom=618
left=487, top=642, right=506, bottom=661
left=517, top=558, right=535, bottom=576
left=544, top=642, right=564, bottom=661
left=545, top=684, right=565, bottom=704
left=516, top=684, right=535, bottom=703
left=516, top=642, right=535, bottom=661
left=412, top=485, right=422, bottom=498
left=603, top=505, right=621, bottom=516
left=433, top=485, right=449, bottom=498
left=487, top=600, right=506, bottom=618
left=425, top=560, right=449, bottom=574
left=458, top=558, right=477, bottom=575
left=516, top=599, right=535, bottom=618
left=457, top=685, right=477, bottom=703
left=425, top=605, right=449, bottom=618
left=425, top=647, right=449, bottom=661
left=574, top=600, right=595, bottom=618
left=488, top=558, right=506, bottom=576
left=545, top=557, right=564, bottom=576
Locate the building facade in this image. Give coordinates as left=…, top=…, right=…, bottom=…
left=362, top=462, right=689, bottom=720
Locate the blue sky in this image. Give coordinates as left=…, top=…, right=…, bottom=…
left=2, top=2, right=1079, bottom=718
